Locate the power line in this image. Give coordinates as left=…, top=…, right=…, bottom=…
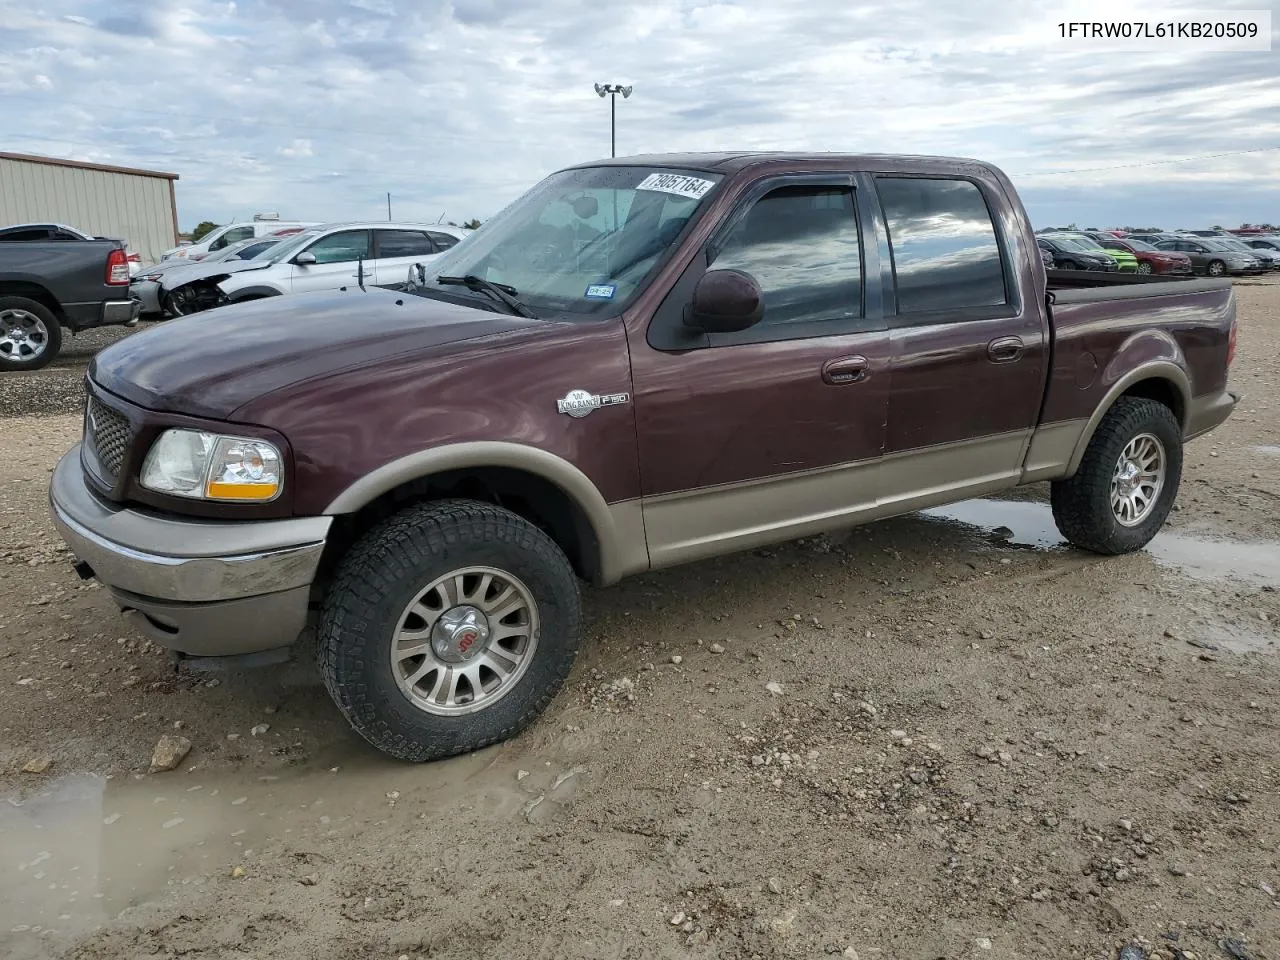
left=1015, top=145, right=1280, bottom=177
left=4, top=92, right=564, bottom=151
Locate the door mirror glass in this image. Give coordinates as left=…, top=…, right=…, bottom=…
left=294, top=251, right=317, bottom=265
left=684, top=269, right=764, bottom=333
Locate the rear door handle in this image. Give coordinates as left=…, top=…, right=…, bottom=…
left=987, top=336, right=1024, bottom=363
left=822, top=355, right=869, bottom=385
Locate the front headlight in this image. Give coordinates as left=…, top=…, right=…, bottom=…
left=140, top=429, right=282, bottom=502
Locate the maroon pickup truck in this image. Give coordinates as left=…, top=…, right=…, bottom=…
left=50, top=152, right=1239, bottom=762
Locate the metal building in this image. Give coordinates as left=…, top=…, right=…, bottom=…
left=0, top=151, right=179, bottom=264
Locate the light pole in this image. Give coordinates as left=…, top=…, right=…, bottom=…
left=594, top=82, right=632, bottom=158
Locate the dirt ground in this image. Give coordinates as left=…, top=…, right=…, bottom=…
left=1, top=287, right=1278, bottom=960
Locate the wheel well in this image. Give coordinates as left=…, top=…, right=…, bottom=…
left=0, top=282, right=62, bottom=320
left=314, top=467, right=602, bottom=599
left=1120, top=377, right=1185, bottom=428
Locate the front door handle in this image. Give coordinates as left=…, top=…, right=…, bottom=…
left=987, top=336, right=1024, bottom=363
left=822, top=355, right=869, bottom=385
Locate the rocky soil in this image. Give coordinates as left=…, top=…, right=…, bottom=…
left=1, top=284, right=1277, bottom=960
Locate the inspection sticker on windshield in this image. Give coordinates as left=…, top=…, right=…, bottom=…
left=636, top=173, right=716, bottom=200
left=584, top=284, right=616, bottom=300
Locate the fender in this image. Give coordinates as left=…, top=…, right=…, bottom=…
left=323, top=441, right=649, bottom=586
left=1065, top=358, right=1191, bottom=475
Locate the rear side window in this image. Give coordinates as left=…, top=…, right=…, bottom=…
left=427, top=231, right=461, bottom=251
left=376, top=230, right=436, bottom=258
left=876, top=177, right=1008, bottom=316
left=711, top=184, right=863, bottom=330
left=0, top=228, right=52, bottom=241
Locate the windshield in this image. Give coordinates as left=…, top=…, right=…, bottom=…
left=1122, top=238, right=1156, bottom=252
left=1049, top=237, right=1090, bottom=252
left=1069, top=235, right=1108, bottom=252
left=416, top=166, right=725, bottom=316
left=1199, top=239, right=1237, bottom=252
left=259, top=229, right=323, bottom=262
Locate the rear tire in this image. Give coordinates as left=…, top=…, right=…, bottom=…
left=0, top=296, right=62, bottom=371
left=318, top=499, right=582, bottom=762
left=1051, top=397, right=1182, bottom=555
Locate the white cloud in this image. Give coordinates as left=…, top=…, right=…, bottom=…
left=1, top=0, right=1277, bottom=231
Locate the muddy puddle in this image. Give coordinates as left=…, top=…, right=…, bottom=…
left=919, top=497, right=1280, bottom=589
left=0, top=743, right=588, bottom=957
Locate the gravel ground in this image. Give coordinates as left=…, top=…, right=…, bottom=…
left=1, top=284, right=1278, bottom=960
left=0, top=323, right=143, bottom=418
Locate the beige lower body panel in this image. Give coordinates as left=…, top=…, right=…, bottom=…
left=642, top=431, right=1038, bottom=572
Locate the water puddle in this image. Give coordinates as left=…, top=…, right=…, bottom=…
left=1195, top=620, right=1277, bottom=655
left=920, top=498, right=1280, bottom=589
left=0, top=743, right=587, bottom=955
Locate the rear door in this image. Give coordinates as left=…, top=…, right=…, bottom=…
left=372, top=229, right=439, bottom=285
left=631, top=174, right=891, bottom=567
left=290, top=229, right=374, bottom=292
left=871, top=173, right=1048, bottom=509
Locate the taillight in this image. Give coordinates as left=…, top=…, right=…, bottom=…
left=106, top=248, right=130, bottom=285
left=127, top=252, right=140, bottom=262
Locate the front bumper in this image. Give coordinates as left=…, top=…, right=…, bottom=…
left=129, top=279, right=162, bottom=315
left=49, top=446, right=331, bottom=657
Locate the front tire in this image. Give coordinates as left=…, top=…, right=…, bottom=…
left=318, top=499, right=582, bottom=762
left=0, top=296, right=62, bottom=371
left=1207, top=260, right=1226, bottom=277
left=1051, top=397, right=1182, bottom=555
left=1137, top=261, right=1153, bottom=275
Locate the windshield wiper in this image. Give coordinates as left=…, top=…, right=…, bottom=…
left=435, top=275, right=536, bottom=318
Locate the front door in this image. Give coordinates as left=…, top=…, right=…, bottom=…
left=630, top=175, right=891, bottom=568
left=871, top=174, right=1048, bottom=510
left=290, top=229, right=374, bottom=293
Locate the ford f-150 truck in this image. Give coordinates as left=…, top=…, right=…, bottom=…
left=1, top=238, right=140, bottom=370
left=49, top=152, right=1239, bottom=762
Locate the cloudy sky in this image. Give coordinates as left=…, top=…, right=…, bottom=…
left=1, top=0, right=1276, bottom=232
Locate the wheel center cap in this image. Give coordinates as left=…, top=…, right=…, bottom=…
left=430, top=605, right=491, bottom=663
left=9, top=329, right=26, bottom=342
left=1116, top=460, right=1140, bottom=495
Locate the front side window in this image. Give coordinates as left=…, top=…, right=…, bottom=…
left=375, top=230, right=435, bottom=258
left=303, top=230, right=371, bottom=264
left=877, top=177, right=1008, bottom=315
left=710, top=185, right=863, bottom=328
left=415, top=165, right=725, bottom=318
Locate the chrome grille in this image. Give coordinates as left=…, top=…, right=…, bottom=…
left=85, top=394, right=132, bottom=479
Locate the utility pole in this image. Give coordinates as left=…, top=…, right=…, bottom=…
left=593, top=83, right=632, bottom=158
left=386, top=193, right=391, bottom=221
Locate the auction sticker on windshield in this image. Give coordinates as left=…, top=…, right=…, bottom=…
left=637, top=173, right=716, bottom=200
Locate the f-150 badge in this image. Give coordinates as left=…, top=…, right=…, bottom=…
left=556, top=389, right=630, bottom=418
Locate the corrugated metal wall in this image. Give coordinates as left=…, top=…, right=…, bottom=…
left=0, top=156, right=177, bottom=264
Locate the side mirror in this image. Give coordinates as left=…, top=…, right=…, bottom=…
left=294, top=251, right=317, bottom=265
left=683, top=269, right=764, bottom=334
left=406, top=263, right=427, bottom=291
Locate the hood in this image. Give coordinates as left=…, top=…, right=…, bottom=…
left=90, top=287, right=544, bottom=419
left=156, top=257, right=274, bottom=290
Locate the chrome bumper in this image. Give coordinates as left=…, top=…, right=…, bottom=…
left=102, top=299, right=142, bottom=326
left=49, top=446, right=331, bottom=656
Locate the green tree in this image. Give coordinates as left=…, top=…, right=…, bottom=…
left=191, top=220, right=220, bottom=241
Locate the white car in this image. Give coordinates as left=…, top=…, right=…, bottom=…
left=159, top=222, right=469, bottom=315
left=131, top=235, right=288, bottom=315
left=160, top=219, right=319, bottom=262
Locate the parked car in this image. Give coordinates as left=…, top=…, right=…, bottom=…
left=159, top=218, right=319, bottom=262
left=0, top=237, right=139, bottom=370
left=1094, top=236, right=1193, bottom=276
left=1240, top=235, right=1280, bottom=253
left=1152, top=237, right=1265, bottom=276
left=48, top=152, right=1242, bottom=761
left=131, top=236, right=288, bottom=315
left=1036, top=235, right=1118, bottom=271
left=1127, top=232, right=1188, bottom=246
left=0, top=222, right=144, bottom=275
left=1039, top=246, right=1054, bottom=270
left=1065, top=233, right=1137, bottom=271
left=158, top=222, right=469, bottom=316
left=1210, top=235, right=1280, bottom=270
